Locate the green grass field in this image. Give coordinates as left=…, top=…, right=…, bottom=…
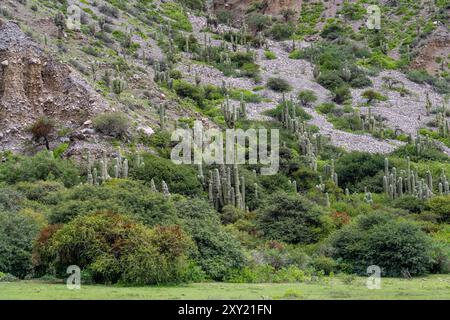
left=1, top=275, right=450, bottom=300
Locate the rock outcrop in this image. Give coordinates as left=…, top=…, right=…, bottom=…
left=0, top=21, right=110, bottom=152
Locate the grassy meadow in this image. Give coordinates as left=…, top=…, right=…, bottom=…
left=1, top=275, right=450, bottom=300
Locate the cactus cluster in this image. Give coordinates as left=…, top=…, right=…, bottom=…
left=359, top=107, right=387, bottom=137
left=222, top=95, right=246, bottom=128
left=435, top=104, right=449, bottom=138
left=149, top=178, right=170, bottom=197
left=323, top=158, right=338, bottom=186
left=153, top=62, right=174, bottom=89
left=86, top=150, right=129, bottom=185
left=112, top=78, right=126, bottom=95
left=411, top=134, right=435, bottom=156
left=382, top=157, right=449, bottom=200
left=207, top=164, right=248, bottom=211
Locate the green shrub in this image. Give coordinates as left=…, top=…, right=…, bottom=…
left=317, top=72, right=345, bottom=90
left=269, top=22, right=294, bottom=40
left=0, top=272, right=19, bottom=282
left=131, top=153, right=203, bottom=196
left=330, top=212, right=434, bottom=276
left=361, top=89, right=388, bottom=103
left=0, top=210, right=41, bottom=278
left=425, top=196, right=450, bottom=222
left=173, top=80, right=204, bottom=103
left=264, top=50, right=277, bottom=60
left=265, top=100, right=312, bottom=121
left=333, top=85, right=352, bottom=104
left=297, top=90, right=318, bottom=106
left=311, top=256, right=338, bottom=275
left=161, top=2, right=192, bottom=31
left=257, top=192, right=331, bottom=244
left=320, top=21, right=348, bottom=40
left=15, top=181, right=65, bottom=201
left=266, top=77, right=292, bottom=92
left=246, top=13, right=271, bottom=32
left=0, top=151, right=80, bottom=187
left=93, top=112, right=129, bottom=138
left=316, top=102, right=336, bottom=114
left=47, top=180, right=178, bottom=225
left=391, top=196, right=426, bottom=214
left=335, top=152, right=384, bottom=190
left=34, top=212, right=197, bottom=284
left=216, top=9, right=232, bottom=24
left=173, top=197, right=245, bottom=280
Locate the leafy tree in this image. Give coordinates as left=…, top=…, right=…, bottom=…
left=173, top=197, right=245, bottom=280
left=28, top=117, right=55, bottom=150
left=330, top=212, right=434, bottom=276
left=0, top=210, right=41, bottom=278
left=335, top=152, right=384, bottom=190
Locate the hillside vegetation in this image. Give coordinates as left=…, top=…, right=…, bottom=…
left=0, top=0, right=449, bottom=292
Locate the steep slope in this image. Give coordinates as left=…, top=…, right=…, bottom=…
left=0, top=20, right=111, bottom=153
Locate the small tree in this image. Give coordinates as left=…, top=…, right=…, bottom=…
left=297, top=90, right=318, bottom=106
left=362, top=89, right=387, bottom=104
left=280, top=8, right=295, bottom=22
left=28, top=117, right=55, bottom=150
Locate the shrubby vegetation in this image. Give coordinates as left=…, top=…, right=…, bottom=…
left=329, top=213, right=434, bottom=276
left=1, top=0, right=449, bottom=288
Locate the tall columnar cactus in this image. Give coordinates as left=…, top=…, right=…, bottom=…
left=425, top=92, right=432, bottom=116
left=158, top=103, right=167, bottom=130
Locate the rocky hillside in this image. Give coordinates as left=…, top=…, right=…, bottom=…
left=0, top=0, right=448, bottom=156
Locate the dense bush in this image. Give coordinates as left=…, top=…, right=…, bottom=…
left=93, top=112, right=130, bottom=138
left=257, top=192, right=331, bottom=244
left=0, top=151, right=80, bottom=187
left=47, top=180, right=178, bottom=224
left=269, top=22, right=294, bottom=40
left=425, top=196, right=450, bottom=222
left=173, top=197, right=245, bottom=280
left=297, top=90, right=317, bottom=106
left=330, top=212, right=434, bottom=276
left=34, top=212, right=197, bottom=284
left=0, top=210, right=41, bottom=278
left=266, top=77, right=292, bottom=92
left=131, top=153, right=203, bottom=196
left=335, top=152, right=384, bottom=190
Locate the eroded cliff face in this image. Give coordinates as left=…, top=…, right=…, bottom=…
left=0, top=21, right=110, bottom=152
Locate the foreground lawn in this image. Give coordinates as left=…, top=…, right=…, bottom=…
left=1, top=275, right=450, bottom=300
